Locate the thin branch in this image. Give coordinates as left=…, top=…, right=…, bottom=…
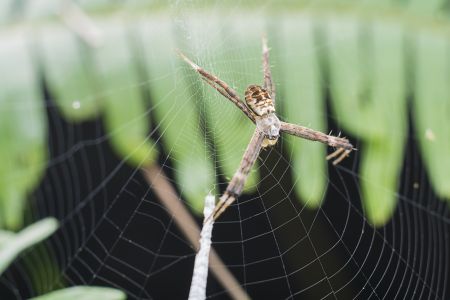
left=188, top=194, right=215, bottom=300
left=59, top=0, right=103, bottom=48
left=141, top=165, right=250, bottom=300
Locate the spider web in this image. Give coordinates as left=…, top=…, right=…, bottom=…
left=1, top=1, right=449, bottom=300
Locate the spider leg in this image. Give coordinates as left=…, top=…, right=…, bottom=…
left=205, top=129, right=265, bottom=222
left=330, top=149, right=352, bottom=165
left=325, top=147, right=345, bottom=161
left=280, top=121, right=355, bottom=164
left=177, top=50, right=256, bottom=123
left=200, top=78, right=252, bottom=120
left=209, top=193, right=237, bottom=223
left=261, top=34, right=275, bottom=102
left=325, top=147, right=352, bottom=165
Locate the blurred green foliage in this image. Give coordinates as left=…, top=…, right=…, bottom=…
left=1, top=0, right=449, bottom=233
left=0, top=218, right=57, bottom=274
left=30, top=286, right=126, bottom=300
left=0, top=217, right=125, bottom=299
left=1, top=0, right=450, bottom=298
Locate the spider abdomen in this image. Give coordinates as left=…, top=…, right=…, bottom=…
left=245, top=85, right=275, bottom=116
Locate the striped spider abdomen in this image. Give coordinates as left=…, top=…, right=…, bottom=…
left=244, top=85, right=275, bottom=116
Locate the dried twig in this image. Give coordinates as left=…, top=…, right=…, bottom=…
left=141, top=165, right=249, bottom=300
left=59, top=0, right=103, bottom=47
left=188, top=194, right=215, bottom=300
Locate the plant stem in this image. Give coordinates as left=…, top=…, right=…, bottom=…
left=141, top=165, right=250, bottom=300
left=188, top=193, right=215, bottom=300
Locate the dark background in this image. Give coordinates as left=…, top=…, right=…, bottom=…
left=0, top=79, right=448, bottom=300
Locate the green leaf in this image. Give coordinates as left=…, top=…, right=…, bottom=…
left=40, top=26, right=102, bottom=121
left=186, top=16, right=264, bottom=194
left=0, top=218, right=58, bottom=274
left=2, top=2, right=450, bottom=226
left=0, top=230, right=14, bottom=244
left=0, top=30, right=47, bottom=229
left=0, top=1, right=13, bottom=24
left=30, top=286, right=126, bottom=300
left=327, top=18, right=407, bottom=225
left=413, top=31, right=450, bottom=199
left=407, top=0, right=446, bottom=14
left=97, top=22, right=158, bottom=168
left=138, top=19, right=215, bottom=213
left=279, top=16, right=327, bottom=208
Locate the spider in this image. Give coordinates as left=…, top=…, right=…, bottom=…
left=177, top=36, right=354, bottom=222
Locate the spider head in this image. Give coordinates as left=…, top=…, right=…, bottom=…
left=256, top=113, right=281, bottom=148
